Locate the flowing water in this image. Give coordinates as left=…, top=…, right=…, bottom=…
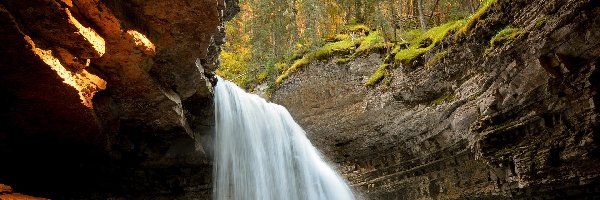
left=213, top=77, right=356, bottom=200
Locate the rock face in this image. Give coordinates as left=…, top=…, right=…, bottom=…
left=273, top=0, right=600, bottom=199
left=0, top=0, right=237, bottom=199
left=0, top=183, right=48, bottom=200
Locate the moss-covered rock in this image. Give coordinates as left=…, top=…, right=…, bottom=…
left=426, top=50, right=449, bottom=67
left=314, top=39, right=360, bottom=60
left=393, top=20, right=466, bottom=66
left=455, top=0, right=499, bottom=40
left=355, top=31, right=386, bottom=56
left=275, top=55, right=312, bottom=85
left=487, top=26, right=527, bottom=52
left=365, top=64, right=389, bottom=87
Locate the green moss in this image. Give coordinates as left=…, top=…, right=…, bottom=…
left=455, top=0, right=498, bottom=40
left=343, top=24, right=370, bottom=34
left=487, top=26, right=527, bottom=52
left=275, top=55, right=312, bottom=85
left=365, top=64, right=389, bottom=87
left=382, top=76, right=393, bottom=86
left=255, top=70, right=269, bottom=84
left=289, top=55, right=311, bottom=72
left=535, top=15, right=548, bottom=29
left=275, top=61, right=287, bottom=71
left=334, top=34, right=352, bottom=41
left=314, top=39, right=360, bottom=60
left=399, top=29, right=424, bottom=42
left=275, top=74, right=288, bottom=85
left=355, top=31, right=386, bottom=56
left=394, top=20, right=466, bottom=65
left=334, top=56, right=355, bottom=64
left=394, top=48, right=431, bottom=65
left=430, top=92, right=455, bottom=106
left=426, top=50, right=448, bottom=67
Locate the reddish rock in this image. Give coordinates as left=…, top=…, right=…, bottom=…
left=0, top=193, right=48, bottom=200
left=0, top=0, right=237, bottom=198
left=0, top=184, right=47, bottom=200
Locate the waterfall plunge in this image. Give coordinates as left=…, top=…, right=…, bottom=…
left=213, top=77, right=355, bottom=200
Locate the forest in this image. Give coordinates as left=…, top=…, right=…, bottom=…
left=218, top=0, right=487, bottom=93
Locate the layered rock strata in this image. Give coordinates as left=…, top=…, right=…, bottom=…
left=273, top=0, right=600, bottom=199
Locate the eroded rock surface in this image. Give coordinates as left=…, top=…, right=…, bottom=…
left=273, top=0, right=600, bottom=199
left=0, top=0, right=237, bottom=199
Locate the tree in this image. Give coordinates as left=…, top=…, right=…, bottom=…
left=417, top=0, right=426, bottom=31
left=218, top=0, right=480, bottom=90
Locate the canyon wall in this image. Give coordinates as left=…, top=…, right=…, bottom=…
left=273, top=0, right=600, bottom=199
left=0, top=0, right=238, bottom=199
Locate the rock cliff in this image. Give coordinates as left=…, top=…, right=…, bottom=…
left=273, top=0, right=600, bottom=199
left=0, top=0, right=238, bottom=199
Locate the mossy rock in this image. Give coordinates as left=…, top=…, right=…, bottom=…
left=342, top=24, right=370, bottom=35
left=486, top=26, right=528, bottom=53
left=393, top=20, right=466, bottom=66
left=426, top=50, right=448, bottom=67
left=418, top=38, right=433, bottom=48
left=314, top=39, right=360, bottom=60
left=365, top=64, right=389, bottom=87
left=354, top=31, right=387, bottom=57
left=455, top=0, right=499, bottom=41
left=429, top=91, right=455, bottom=106
left=535, top=15, right=548, bottom=29
left=275, top=55, right=312, bottom=85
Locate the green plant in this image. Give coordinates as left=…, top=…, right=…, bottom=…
left=334, top=56, right=354, bottom=64
left=334, top=34, right=352, bottom=41
left=255, top=70, right=269, bottom=83
left=487, top=26, right=527, bottom=52
left=314, top=39, right=360, bottom=60
left=455, top=0, right=499, bottom=40
left=430, top=92, right=455, bottom=106
left=535, top=15, right=548, bottom=29
left=275, top=55, right=312, bottom=85
left=394, top=20, right=466, bottom=65
left=382, top=76, right=393, bottom=86
left=342, top=24, right=370, bottom=34
left=355, top=31, right=386, bottom=56
left=365, top=64, right=389, bottom=87
left=426, top=50, right=448, bottom=67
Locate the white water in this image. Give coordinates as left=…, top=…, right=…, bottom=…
left=213, top=77, right=355, bottom=200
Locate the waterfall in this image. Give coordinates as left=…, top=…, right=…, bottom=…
left=213, top=77, right=356, bottom=200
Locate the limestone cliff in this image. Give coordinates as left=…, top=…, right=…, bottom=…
left=273, top=0, right=600, bottom=199
left=0, top=0, right=238, bottom=199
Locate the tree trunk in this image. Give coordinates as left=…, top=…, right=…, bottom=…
left=417, top=0, right=426, bottom=31
left=389, top=0, right=397, bottom=41
left=290, top=0, right=298, bottom=47
left=345, top=3, right=351, bottom=24
left=428, top=0, right=440, bottom=26
left=410, top=0, right=414, bottom=17
left=468, top=0, right=475, bottom=13
left=354, top=0, right=363, bottom=23
left=399, top=0, right=403, bottom=27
